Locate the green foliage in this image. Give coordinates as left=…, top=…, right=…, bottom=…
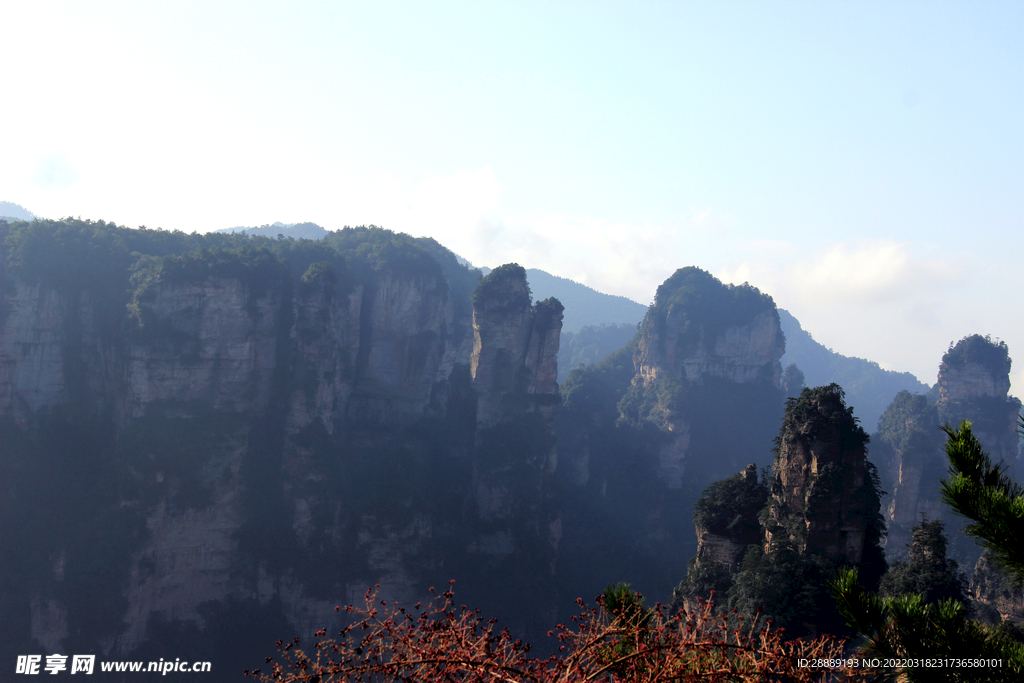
left=774, top=383, right=869, bottom=455
left=472, top=262, right=531, bottom=310
left=323, top=225, right=445, bottom=285
left=877, top=390, right=937, bottom=449
left=830, top=568, right=1024, bottom=681
left=879, top=519, right=969, bottom=607
left=830, top=421, right=1024, bottom=681
left=299, top=260, right=337, bottom=291
left=943, top=334, right=1012, bottom=378
left=643, top=267, right=776, bottom=355
left=616, top=372, right=687, bottom=431
left=692, top=464, right=768, bottom=538
left=414, top=236, right=481, bottom=306
left=2, top=218, right=138, bottom=334
left=781, top=362, right=805, bottom=396
left=600, top=583, right=653, bottom=676
left=533, top=296, right=564, bottom=329
left=940, top=420, right=1024, bottom=583
left=560, top=341, right=638, bottom=418
left=603, top=583, right=653, bottom=631
left=149, top=244, right=290, bottom=294
left=558, top=322, right=638, bottom=382
left=727, top=542, right=846, bottom=638
left=670, top=559, right=734, bottom=611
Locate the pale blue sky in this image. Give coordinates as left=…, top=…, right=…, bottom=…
left=2, top=1, right=1022, bottom=389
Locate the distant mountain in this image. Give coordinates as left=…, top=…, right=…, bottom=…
left=558, top=322, right=638, bottom=382
left=217, top=221, right=329, bottom=240
left=0, top=201, right=36, bottom=222
left=525, top=269, right=647, bottom=333
left=778, top=308, right=929, bottom=431
left=482, top=268, right=646, bottom=333
left=514, top=267, right=927, bottom=430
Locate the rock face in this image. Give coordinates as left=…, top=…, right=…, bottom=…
left=876, top=392, right=947, bottom=553
left=692, top=464, right=765, bottom=572
left=636, top=309, right=784, bottom=388
left=672, top=386, right=887, bottom=623
left=628, top=267, right=784, bottom=488
left=765, top=385, right=881, bottom=566
left=938, top=360, right=1011, bottom=404
left=971, top=552, right=1024, bottom=625
left=553, top=268, right=788, bottom=606
left=879, top=336, right=1020, bottom=566
left=125, top=277, right=287, bottom=417
left=935, top=337, right=1019, bottom=472
left=0, top=221, right=563, bottom=666
left=470, top=264, right=563, bottom=428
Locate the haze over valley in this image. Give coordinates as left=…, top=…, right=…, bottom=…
left=2, top=2, right=1022, bottom=680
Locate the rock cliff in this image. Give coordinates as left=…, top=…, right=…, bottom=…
left=633, top=268, right=784, bottom=389
left=692, top=464, right=765, bottom=572
left=671, top=385, right=887, bottom=631
left=470, top=264, right=563, bottom=429
left=879, top=335, right=1020, bottom=567
left=627, top=267, right=784, bottom=488
left=554, top=268, right=787, bottom=606
left=971, top=551, right=1024, bottom=625
left=0, top=219, right=563, bottom=668
left=764, top=384, right=883, bottom=567
left=935, top=335, right=1019, bottom=471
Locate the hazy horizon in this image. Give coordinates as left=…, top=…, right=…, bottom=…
left=2, top=1, right=1021, bottom=389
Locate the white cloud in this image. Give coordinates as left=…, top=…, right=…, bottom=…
left=451, top=209, right=735, bottom=306
left=32, top=152, right=79, bottom=189
left=717, top=240, right=966, bottom=384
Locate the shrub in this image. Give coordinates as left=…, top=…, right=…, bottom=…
left=247, top=582, right=874, bottom=682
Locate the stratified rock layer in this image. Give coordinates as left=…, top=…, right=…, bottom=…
left=636, top=309, right=784, bottom=388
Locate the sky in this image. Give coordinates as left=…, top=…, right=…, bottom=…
left=2, top=1, right=1022, bottom=389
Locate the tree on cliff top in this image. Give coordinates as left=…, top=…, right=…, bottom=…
left=692, top=464, right=768, bottom=539
left=642, top=267, right=777, bottom=353
left=472, top=262, right=531, bottom=310
left=942, top=334, right=1011, bottom=378
left=879, top=519, right=969, bottom=608
left=773, top=383, right=869, bottom=455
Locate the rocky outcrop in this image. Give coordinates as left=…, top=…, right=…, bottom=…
left=765, top=385, right=881, bottom=566
left=627, top=267, right=784, bottom=488
left=636, top=309, right=784, bottom=387
left=938, top=361, right=1010, bottom=404
left=692, top=465, right=765, bottom=572
left=935, top=336, right=1019, bottom=473
left=470, top=264, right=563, bottom=428
left=876, top=392, right=947, bottom=553
left=971, top=551, right=1024, bottom=625
left=466, top=264, right=563, bottom=577
left=0, top=222, right=565, bottom=663
left=880, top=336, right=1020, bottom=566
left=672, top=390, right=887, bottom=623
